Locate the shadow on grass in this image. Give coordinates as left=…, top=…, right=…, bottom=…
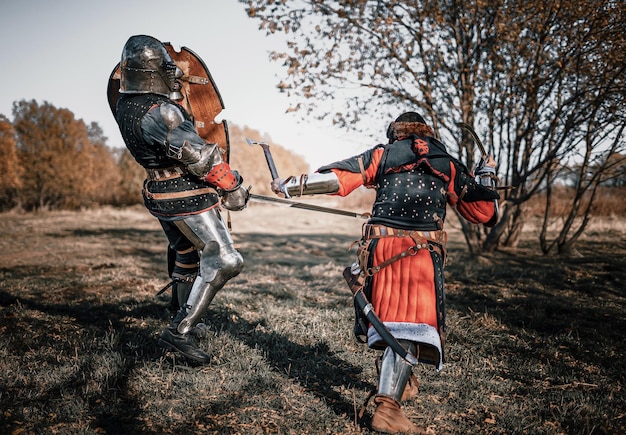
left=0, top=236, right=372, bottom=434
left=205, top=304, right=372, bottom=414
left=446, top=247, right=625, bottom=355
left=5, top=220, right=623, bottom=434
left=0, top=291, right=165, bottom=433
left=445, top=246, right=626, bottom=409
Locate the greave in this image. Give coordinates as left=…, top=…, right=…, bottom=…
left=176, top=247, right=243, bottom=334
left=378, top=340, right=417, bottom=402
left=172, top=210, right=244, bottom=335
left=176, top=278, right=219, bottom=334
left=171, top=307, right=187, bottom=329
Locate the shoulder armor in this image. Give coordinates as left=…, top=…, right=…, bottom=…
left=159, top=103, right=186, bottom=131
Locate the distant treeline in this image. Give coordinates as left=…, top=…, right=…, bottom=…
left=1, top=99, right=624, bottom=218
left=0, top=99, right=309, bottom=212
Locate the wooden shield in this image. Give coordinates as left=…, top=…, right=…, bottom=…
left=106, top=43, right=230, bottom=161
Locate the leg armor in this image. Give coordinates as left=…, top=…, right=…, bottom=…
left=172, top=208, right=244, bottom=334
left=378, top=340, right=417, bottom=402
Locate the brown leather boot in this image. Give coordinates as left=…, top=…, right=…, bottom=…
left=371, top=395, right=424, bottom=434
left=401, top=374, right=419, bottom=402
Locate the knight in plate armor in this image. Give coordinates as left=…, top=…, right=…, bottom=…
left=113, top=35, right=249, bottom=364
left=271, top=112, right=499, bottom=434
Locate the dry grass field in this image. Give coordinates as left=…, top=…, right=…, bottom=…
left=0, top=203, right=624, bottom=434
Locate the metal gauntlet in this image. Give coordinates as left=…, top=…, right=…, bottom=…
left=282, top=172, right=340, bottom=197
left=222, top=184, right=250, bottom=211
left=180, top=142, right=221, bottom=179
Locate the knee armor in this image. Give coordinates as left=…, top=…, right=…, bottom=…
left=172, top=209, right=244, bottom=334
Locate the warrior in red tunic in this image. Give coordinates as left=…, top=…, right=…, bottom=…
left=272, top=112, right=499, bottom=434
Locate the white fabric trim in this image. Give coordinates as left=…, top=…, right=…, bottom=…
left=368, top=322, right=443, bottom=371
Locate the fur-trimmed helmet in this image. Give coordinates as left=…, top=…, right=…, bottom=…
left=120, top=35, right=183, bottom=99
left=386, top=111, right=433, bottom=143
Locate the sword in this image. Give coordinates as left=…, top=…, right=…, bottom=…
left=354, top=290, right=419, bottom=366
left=456, top=122, right=488, bottom=158
left=249, top=193, right=370, bottom=219
left=246, top=137, right=280, bottom=179
left=245, top=137, right=291, bottom=198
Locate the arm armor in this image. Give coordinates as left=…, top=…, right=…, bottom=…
left=156, top=103, right=208, bottom=162
left=457, top=170, right=500, bottom=202
left=456, top=166, right=500, bottom=225
left=472, top=158, right=500, bottom=222
left=179, top=141, right=223, bottom=179
left=282, top=171, right=341, bottom=197
left=150, top=103, right=237, bottom=189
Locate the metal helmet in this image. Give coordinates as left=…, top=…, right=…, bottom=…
left=119, top=35, right=183, bottom=99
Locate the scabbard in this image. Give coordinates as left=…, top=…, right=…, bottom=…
left=351, top=285, right=418, bottom=366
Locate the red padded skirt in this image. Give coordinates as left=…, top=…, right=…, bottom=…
left=369, top=237, right=438, bottom=328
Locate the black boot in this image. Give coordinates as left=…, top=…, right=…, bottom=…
left=158, top=308, right=211, bottom=363
left=158, top=327, right=211, bottom=363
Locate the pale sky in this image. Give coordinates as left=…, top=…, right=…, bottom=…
left=0, top=0, right=377, bottom=169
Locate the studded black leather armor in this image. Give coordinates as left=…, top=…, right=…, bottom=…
left=116, top=93, right=219, bottom=218
left=319, top=136, right=498, bottom=231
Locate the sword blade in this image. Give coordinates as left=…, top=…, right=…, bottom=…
left=456, top=122, right=488, bottom=157
left=249, top=193, right=369, bottom=219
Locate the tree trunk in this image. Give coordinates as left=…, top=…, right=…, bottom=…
left=482, top=202, right=510, bottom=253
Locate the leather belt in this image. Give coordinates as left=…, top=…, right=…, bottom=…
left=144, top=186, right=217, bottom=200
left=145, top=166, right=186, bottom=181
left=362, top=224, right=446, bottom=246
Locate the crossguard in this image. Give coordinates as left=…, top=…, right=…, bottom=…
left=272, top=176, right=295, bottom=199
